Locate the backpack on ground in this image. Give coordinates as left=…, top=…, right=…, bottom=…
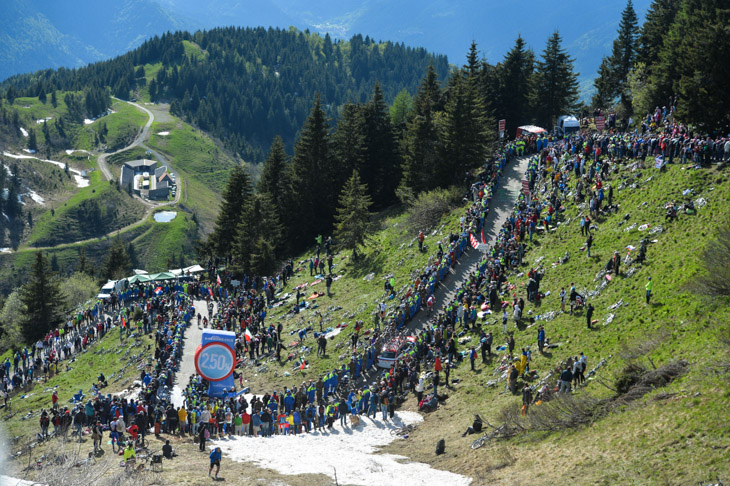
left=435, top=438, right=445, bottom=455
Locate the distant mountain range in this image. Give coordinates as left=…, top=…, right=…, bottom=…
left=1, top=0, right=651, bottom=97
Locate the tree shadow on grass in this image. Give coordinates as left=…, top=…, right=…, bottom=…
left=348, top=246, right=388, bottom=278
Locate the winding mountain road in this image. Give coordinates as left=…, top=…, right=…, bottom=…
left=10, top=99, right=183, bottom=253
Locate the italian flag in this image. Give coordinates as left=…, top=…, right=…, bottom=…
left=244, top=328, right=252, bottom=342
left=217, top=274, right=222, bottom=285
left=121, top=316, right=126, bottom=329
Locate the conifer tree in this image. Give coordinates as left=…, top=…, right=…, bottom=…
left=498, top=36, right=535, bottom=129
left=208, top=165, right=253, bottom=257
left=50, top=254, right=59, bottom=272
left=235, top=193, right=283, bottom=275
left=19, top=253, right=66, bottom=344
left=440, top=71, right=491, bottom=184
left=362, top=83, right=400, bottom=207
left=77, top=247, right=90, bottom=275
left=258, top=136, right=294, bottom=238
left=401, top=64, right=442, bottom=194
left=291, top=94, right=335, bottom=245
left=637, top=0, right=681, bottom=68
left=28, top=129, right=38, bottom=152
left=102, top=238, right=132, bottom=281
left=127, top=242, right=139, bottom=270
left=654, top=0, right=730, bottom=131
left=249, top=236, right=277, bottom=277
left=593, top=0, right=639, bottom=109
left=333, top=103, right=367, bottom=187
left=592, top=58, right=616, bottom=109
left=532, top=31, right=580, bottom=128
left=334, top=170, right=373, bottom=259
left=42, top=121, right=52, bottom=150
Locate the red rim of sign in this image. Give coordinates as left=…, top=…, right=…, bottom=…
left=194, top=341, right=236, bottom=382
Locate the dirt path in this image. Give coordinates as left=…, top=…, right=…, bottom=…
left=171, top=299, right=217, bottom=406
left=408, top=155, right=530, bottom=333
left=96, top=98, right=155, bottom=182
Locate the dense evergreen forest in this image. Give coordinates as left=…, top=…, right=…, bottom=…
left=592, top=0, right=729, bottom=132
left=1, top=27, right=449, bottom=162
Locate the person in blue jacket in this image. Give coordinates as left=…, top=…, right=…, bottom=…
left=292, top=409, right=302, bottom=435
left=209, top=446, right=222, bottom=478
left=283, top=392, right=295, bottom=414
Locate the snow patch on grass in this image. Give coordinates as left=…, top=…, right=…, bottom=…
left=214, top=410, right=471, bottom=486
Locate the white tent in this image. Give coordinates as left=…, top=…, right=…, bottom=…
left=170, top=264, right=205, bottom=276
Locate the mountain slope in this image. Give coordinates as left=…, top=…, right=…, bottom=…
left=4, top=28, right=448, bottom=162
left=267, top=0, right=652, bottom=98
left=2, top=0, right=652, bottom=97
left=0, top=0, right=181, bottom=81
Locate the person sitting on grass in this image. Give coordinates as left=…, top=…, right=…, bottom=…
left=461, top=414, right=483, bottom=437
left=162, top=439, right=174, bottom=459
left=123, top=442, right=136, bottom=463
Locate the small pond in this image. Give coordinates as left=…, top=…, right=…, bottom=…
left=154, top=211, right=177, bottom=223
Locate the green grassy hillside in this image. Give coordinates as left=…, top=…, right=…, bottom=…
left=381, top=162, right=730, bottom=485
left=24, top=171, right=145, bottom=247
left=227, top=159, right=730, bottom=485
left=132, top=209, right=199, bottom=271
left=1, top=330, right=155, bottom=441
left=145, top=119, right=240, bottom=232
left=1, top=157, right=728, bottom=485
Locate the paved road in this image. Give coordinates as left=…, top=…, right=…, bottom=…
left=171, top=299, right=217, bottom=407
left=407, top=155, right=530, bottom=333
left=168, top=156, right=529, bottom=399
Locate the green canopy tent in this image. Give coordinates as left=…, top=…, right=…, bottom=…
left=148, top=272, right=177, bottom=281
left=128, top=274, right=152, bottom=284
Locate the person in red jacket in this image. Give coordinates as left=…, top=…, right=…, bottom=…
left=127, top=423, right=139, bottom=446
left=241, top=410, right=251, bottom=436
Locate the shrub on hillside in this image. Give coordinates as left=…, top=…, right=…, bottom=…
left=0, top=290, right=25, bottom=352
left=59, top=272, right=99, bottom=311
left=402, top=186, right=462, bottom=233
left=690, top=225, right=730, bottom=298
